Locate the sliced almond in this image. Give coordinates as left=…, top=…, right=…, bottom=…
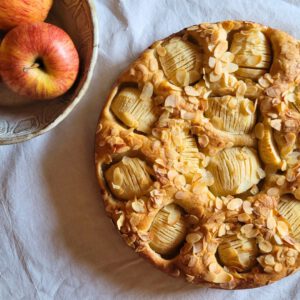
left=186, top=274, right=195, bottom=282
left=187, top=214, right=199, bottom=225
left=184, top=86, right=200, bottom=96
left=167, top=169, right=178, bottom=181
left=258, top=240, right=273, bottom=253
left=215, top=197, right=223, bottom=210
left=276, top=176, right=286, bottom=186
left=287, top=256, right=296, bottom=266
left=266, top=215, right=276, bottom=230
left=140, top=82, right=154, bottom=100
left=236, top=81, right=247, bottom=97
left=174, top=175, right=187, bottom=188
left=220, top=51, right=234, bottom=63
left=238, top=213, right=251, bottom=223
left=156, top=45, right=167, bottom=57
left=208, top=56, right=216, bottom=68
left=168, top=208, right=181, bottom=225
left=286, top=169, right=296, bottom=182
left=116, top=213, right=125, bottom=230
left=210, top=72, right=222, bottom=82
left=176, top=69, right=190, bottom=87
left=227, top=198, right=243, bottom=210
left=274, top=263, right=283, bottom=273
left=277, top=221, right=289, bottom=237
left=193, top=242, right=202, bottom=254
left=198, top=135, right=209, bottom=148
left=264, top=254, right=275, bottom=266
left=149, top=58, right=158, bottom=71
left=132, top=200, right=146, bottom=213
left=181, top=110, right=196, bottom=120
left=214, top=40, right=228, bottom=58
left=243, top=201, right=253, bottom=215
left=214, top=60, right=223, bottom=75
left=270, top=119, right=282, bottom=131
left=264, top=266, right=274, bottom=273
left=287, top=249, right=297, bottom=257
left=267, top=187, right=279, bottom=197
left=258, top=76, right=270, bottom=88
left=218, top=223, right=226, bottom=237
left=188, top=255, right=198, bottom=267
left=274, top=234, right=283, bottom=245
left=250, top=185, right=259, bottom=195
left=228, top=97, right=238, bottom=109
left=247, top=55, right=262, bottom=66
left=241, top=224, right=258, bottom=238
left=257, top=168, right=266, bottom=179
left=285, top=119, right=296, bottom=128
left=165, top=94, right=178, bottom=107
left=186, top=233, right=202, bottom=244
left=225, top=62, right=239, bottom=73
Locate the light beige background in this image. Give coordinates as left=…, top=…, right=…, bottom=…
left=1, top=0, right=300, bottom=299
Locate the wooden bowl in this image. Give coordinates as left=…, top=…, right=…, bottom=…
left=0, top=0, right=99, bottom=145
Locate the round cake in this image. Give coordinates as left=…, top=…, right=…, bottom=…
left=95, top=20, right=300, bottom=289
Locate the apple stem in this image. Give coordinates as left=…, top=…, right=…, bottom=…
left=23, top=63, right=40, bottom=73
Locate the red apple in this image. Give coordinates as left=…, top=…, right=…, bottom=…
left=0, top=22, right=80, bottom=100
left=0, top=32, right=3, bottom=83
left=0, top=0, right=53, bottom=31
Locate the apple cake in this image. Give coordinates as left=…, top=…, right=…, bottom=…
left=95, top=20, right=300, bottom=289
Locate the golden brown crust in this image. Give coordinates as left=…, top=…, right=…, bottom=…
left=95, top=20, right=300, bottom=289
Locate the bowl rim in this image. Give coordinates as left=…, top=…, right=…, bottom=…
left=0, top=0, right=99, bottom=145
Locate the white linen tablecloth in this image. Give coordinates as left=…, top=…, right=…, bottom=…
left=1, top=0, right=300, bottom=299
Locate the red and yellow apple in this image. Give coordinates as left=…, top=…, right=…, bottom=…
left=0, top=0, right=53, bottom=31
left=0, top=22, right=80, bottom=100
